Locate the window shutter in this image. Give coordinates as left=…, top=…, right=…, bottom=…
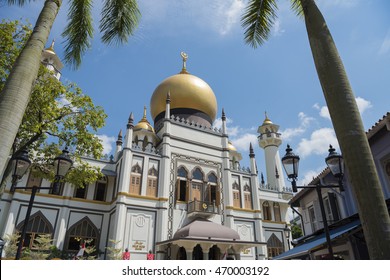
left=329, top=193, right=340, bottom=222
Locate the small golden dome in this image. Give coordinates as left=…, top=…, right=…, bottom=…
left=134, top=106, right=155, bottom=133
left=228, top=141, right=237, bottom=151
left=150, top=52, right=217, bottom=123
left=44, top=40, right=56, bottom=54
left=262, top=111, right=273, bottom=125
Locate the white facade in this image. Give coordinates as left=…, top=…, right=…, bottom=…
left=0, top=54, right=293, bottom=260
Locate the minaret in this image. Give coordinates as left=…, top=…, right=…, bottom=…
left=114, top=130, right=123, bottom=161
left=248, top=143, right=266, bottom=256
left=41, top=40, right=63, bottom=80
left=257, top=113, right=285, bottom=191
left=221, top=108, right=234, bottom=227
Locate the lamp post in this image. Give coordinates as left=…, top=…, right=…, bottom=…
left=12, top=148, right=73, bottom=260
left=284, top=224, right=291, bottom=250
left=282, top=145, right=344, bottom=260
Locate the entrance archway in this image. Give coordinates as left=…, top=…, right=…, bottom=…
left=208, top=245, right=221, bottom=260
left=192, top=244, right=203, bottom=260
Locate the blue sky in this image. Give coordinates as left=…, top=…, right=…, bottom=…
left=1, top=0, right=390, bottom=185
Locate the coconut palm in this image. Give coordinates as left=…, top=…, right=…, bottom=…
left=0, top=0, right=140, bottom=176
left=241, top=0, right=390, bottom=259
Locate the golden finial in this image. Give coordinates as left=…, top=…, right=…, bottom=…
left=180, top=51, right=189, bottom=74
left=142, top=106, right=147, bottom=120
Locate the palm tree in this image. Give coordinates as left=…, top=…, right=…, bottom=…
left=0, top=0, right=140, bottom=176
left=241, top=0, right=390, bottom=259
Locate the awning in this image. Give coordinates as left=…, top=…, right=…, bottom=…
left=102, top=169, right=117, bottom=177
left=273, top=219, right=360, bottom=260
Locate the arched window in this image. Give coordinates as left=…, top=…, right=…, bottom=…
left=267, top=233, right=284, bottom=259
left=178, top=166, right=188, bottom=178
left=208, top=173, right=217, bottom=183
left=206, top=172, right=219, bottom=206
left=191, top=168, right=204, bottom=201
left=65, top=217, right=99, bottom=253
left=130, top=163, right=142, bottom=195
left=232, top=181, right=241, bottom=208
left=94, top=176, right=107, bottom=201
left=273, top=202, right=281, bottom=222
left=263, top=201, right=271, bottom=220
left=147, top=166, right=158, bottom=197
left=176, top=166, right=188, bottom=202
left=192, top=168, right=203, bottom=181
left=16, top=211, right=53, bottom=250
left=243, top=184, right=252, bottom=209
left=142, top=137, right=149, bottom=150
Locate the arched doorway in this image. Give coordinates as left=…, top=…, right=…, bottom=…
left=192, top=244, right=203, bottom=260
left=176, top=247, right=187, bottom=260
left=208, top=245, right=221, bottom=260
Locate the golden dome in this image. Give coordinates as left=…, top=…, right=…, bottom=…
left=150, top=73, right=217, bottom=121
left=150, top=52, right=217, bottom=123
left=134, top=106, right=155, bottom=133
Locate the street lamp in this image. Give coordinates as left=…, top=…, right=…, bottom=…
left=10, top=150, right=31, bottom=193
left=281, top=145, right=344, bottom=260
left=52, top=148, right=73, bottom=195
left=12, top=147, right=73, bottom=259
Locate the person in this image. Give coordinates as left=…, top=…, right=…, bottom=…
left=146, top=250, right=155, bottom=260
left=74, top=240, right=85, bottom=260
left=122, top=248, right=130, bottom=260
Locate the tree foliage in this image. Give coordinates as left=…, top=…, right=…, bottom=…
left=291, top=222, right=303, bottom=239
left=105, top=239, right=123, bottom=260
left=0, top=20, right=107, bottom=189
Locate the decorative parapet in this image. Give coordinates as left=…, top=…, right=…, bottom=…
left=231, top=165, right=251, bottom=174
left=259, top=183, right=279, bottom=192
left=131, top=143, right=160, bottom=155
left=258, top=131, right=281, bottom=140
left=160, top=115, right=223, bottom=135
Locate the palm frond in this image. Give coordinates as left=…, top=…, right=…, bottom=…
left=241, top=0, right=278, bottom=48
left=291, top=0, right=304, bottom=18
left=62, top=0, right=93, bottom=69
left=7, top=0, right=34, bottom=6
left=99, top=0, right=140, bottom=45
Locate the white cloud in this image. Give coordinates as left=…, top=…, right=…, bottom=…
left=213, top=117, right=239, bottom=136
left=231, top=133, right=258, bottom=151
left=299, top=166, right=333, bottom=185
left=355, top=97, right=373, bottom=113
left=379, top=29, right=390, bottom=55
left=139, top=0, right=244, bottom=36
left=96, top=134, right=116, bottom=155
left=281, top=112, right=315, bottom=141
left=315, top=97, right=372, bottom=120
left=57, top=97, right=78, bottom=112
left=272, top=19, right=285, bottom=37
left=319, top=106, right=331, bottom=120
left=296, top=128, right=338, bottom=158
left=219, top=0, right=245, bottom=35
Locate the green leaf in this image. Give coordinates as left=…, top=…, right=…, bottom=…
left=241, top=0, right=278, bottom=48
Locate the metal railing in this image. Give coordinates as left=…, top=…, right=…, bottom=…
left=187, top=199, right=218, bottom=215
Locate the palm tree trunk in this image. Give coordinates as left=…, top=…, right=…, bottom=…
left=0, top=0, right=62, bottom=177
left=300, top=0, right=390, bottom=259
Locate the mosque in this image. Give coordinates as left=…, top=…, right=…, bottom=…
left=0, top=46, right=293, bottom=260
